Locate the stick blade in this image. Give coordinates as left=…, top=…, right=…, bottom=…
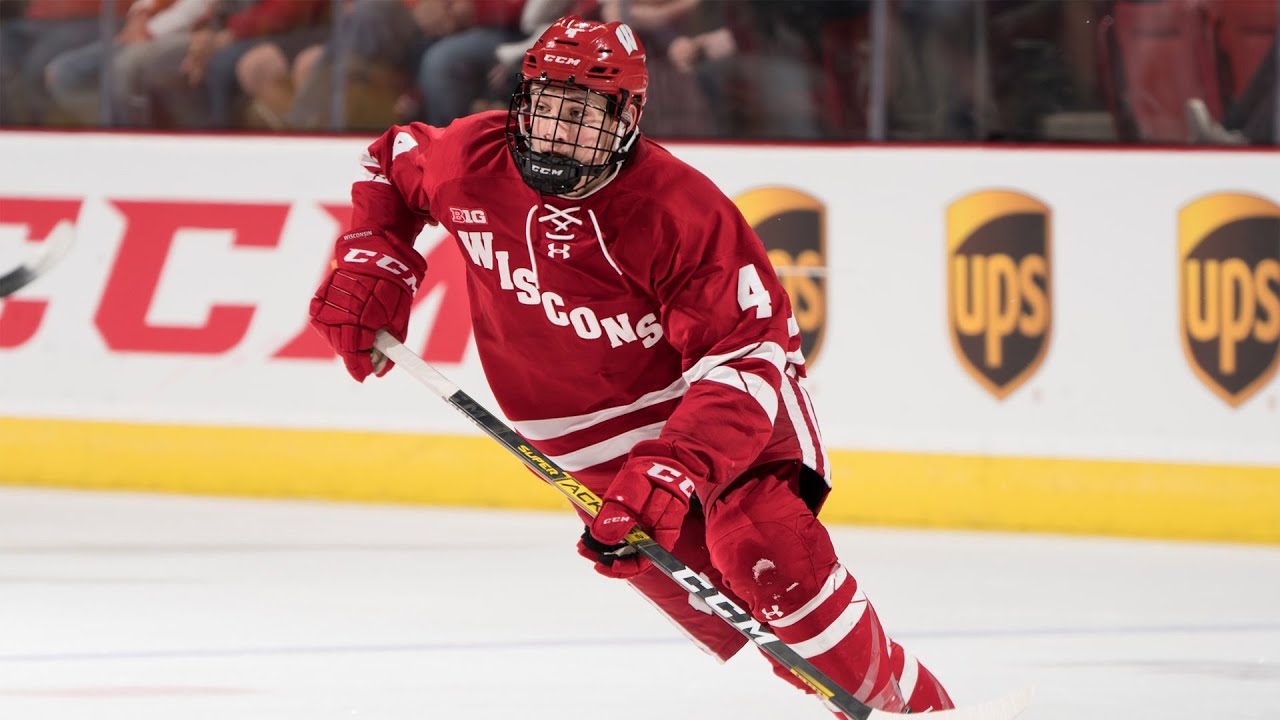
left=867, top=687, right=1034, bottom=720
left=0, top=220, right=76, bottom=297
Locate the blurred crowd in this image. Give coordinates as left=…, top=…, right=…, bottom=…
left=0, top=0, right=1275, bottom=144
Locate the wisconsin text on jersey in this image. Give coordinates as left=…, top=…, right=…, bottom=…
left=455, top=202, right=664, bottom=349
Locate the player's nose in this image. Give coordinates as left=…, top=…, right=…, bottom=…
left=531, top=120, right=567, bottom=153
left=534, top=116, right=566, bottom=141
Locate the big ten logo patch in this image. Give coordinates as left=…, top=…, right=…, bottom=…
left=450, top=207, right=488, bottom=225
left=733, top=187, right=826, bottom=366
left=1179, top=193, right=1280, bottom=407
left=946, top=190, right=1052, bottom=399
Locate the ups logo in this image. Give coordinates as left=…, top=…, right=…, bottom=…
left=1179, top=193, right=1280, bottom=407
left=946, top=190, right=1052, bottom=399
left=734, top=187, right=826, bottom=366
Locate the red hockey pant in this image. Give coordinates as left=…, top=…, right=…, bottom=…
left=621, top=460, right=954, bottom=714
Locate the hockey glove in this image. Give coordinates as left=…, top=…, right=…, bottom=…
left=576, top=527, right=645, bottom=579
left=583, top=440, right=698, bottom=579
left=309, top=231, right=425, bottom=382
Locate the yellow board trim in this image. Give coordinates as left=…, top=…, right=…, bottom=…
left=2, top=417, right=1277, bottom=544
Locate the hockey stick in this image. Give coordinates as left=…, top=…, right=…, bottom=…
left=373, top=330, right=1032, bottom=720
left=0, top=220, right=76, bottom=298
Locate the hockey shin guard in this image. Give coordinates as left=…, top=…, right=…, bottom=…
left=708, top=504, right=907, bottom=712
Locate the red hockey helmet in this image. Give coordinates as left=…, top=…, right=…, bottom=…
left=506, top=16, right=649, bottom=195
left=522, top=16, right=648, bottom=113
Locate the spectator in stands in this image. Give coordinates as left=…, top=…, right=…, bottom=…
left=43, top=0, right=214, bottom=126
left=406, top=0, right=525, bottom=126
left=985, top=0, right=1107, bottom=140
left=484, top=0, right=590, bottom=115
left=602, top=0, right=718, bottom=138
left=261, top=0, right=427, bottom=131
left=892, top=0, right=989, bottom=139
left=151, top=0, right=328, bottom=128
left=1188, top=35, right=1277, bottom=145
left=0, top=0, right=129, bottom=125
left=273, top=0, right=525, bottom=131
left=663, top=1, right=857, bottom=139
left=230, top=29, right=326, bottom=129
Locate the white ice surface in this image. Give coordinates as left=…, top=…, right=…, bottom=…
left=1, top=487, right=1277, bottom=719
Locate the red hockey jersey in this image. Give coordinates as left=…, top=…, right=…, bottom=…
left=348, top=111, right=829, bottom=492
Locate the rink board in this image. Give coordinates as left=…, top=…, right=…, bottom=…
left=1, top=132, right=1278, bottom=543
left=2, top=417, right=1277, bottom=544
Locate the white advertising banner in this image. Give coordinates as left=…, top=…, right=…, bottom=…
left=1, top=133, right=1278, bottom=469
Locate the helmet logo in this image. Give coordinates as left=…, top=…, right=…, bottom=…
left=615, top=25, right=638, bottom=55
left=543, top=54, right=581, bottom=66
left=530, top=163, right=565, bottom=177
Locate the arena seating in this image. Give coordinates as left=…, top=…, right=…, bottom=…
left=1099, top=0, right=1276, bottom=143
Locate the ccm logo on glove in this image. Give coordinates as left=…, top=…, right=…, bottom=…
left=646, top=462, right=696, bottom=498
left=579, top=442, right=703, bottom=580
left=342, top=248, right=419, bottom=293
left=309, top=232, right=426, bottom=382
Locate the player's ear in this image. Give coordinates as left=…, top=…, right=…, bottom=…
left=619, top=102, right=639, bottom=134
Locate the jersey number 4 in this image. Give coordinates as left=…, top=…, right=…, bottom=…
left=737, top=264, right=773, bottom=319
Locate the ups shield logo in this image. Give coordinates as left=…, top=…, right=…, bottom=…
left=947, top=190, right=1052, bottom=399
left=1179, top=193, right=1280, bottom=407
left=735, top=187, right=826, bottom=366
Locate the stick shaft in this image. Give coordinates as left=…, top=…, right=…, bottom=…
left=373, top=330, right=875, bottom=719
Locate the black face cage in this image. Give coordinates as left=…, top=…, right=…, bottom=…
left=505, top=76, right=638, bottom=195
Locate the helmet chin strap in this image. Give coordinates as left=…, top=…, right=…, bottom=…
left=517, top=151, right=592, bottom=195
left=518, top=123, right=638, bottom=196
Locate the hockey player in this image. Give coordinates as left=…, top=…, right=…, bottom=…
left=309, top=15, right=953, bottom=715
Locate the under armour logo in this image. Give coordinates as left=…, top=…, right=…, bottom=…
left=547, top=243, right=571, bottom=259
left=762, top=605, right=784, bottom=620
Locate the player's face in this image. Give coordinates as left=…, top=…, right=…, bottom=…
left=527, top=84, right=621, bottom=169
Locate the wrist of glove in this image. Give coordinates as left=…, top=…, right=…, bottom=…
left=309, top=231, right=425, bottom=382
left=575, top=527, right=644, bottom=579
left=579, top=441, right=700, bottom=579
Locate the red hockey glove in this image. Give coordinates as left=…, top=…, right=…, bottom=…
left=309, top=231, right=425, bottom=382
left=583, top=441, right=698, bottom=579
